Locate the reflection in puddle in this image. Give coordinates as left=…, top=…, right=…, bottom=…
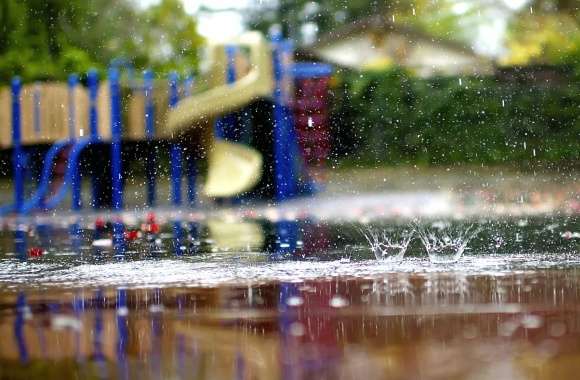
left=1, top=273, right=580, bottom=379
left=0, top=214, right=578, bottom=379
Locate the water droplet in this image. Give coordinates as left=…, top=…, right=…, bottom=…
left=521, top=314, right=543, bottom=329
left=329, top=295, right=349, bottom=308
left=286, top=296, right=304, bottom=307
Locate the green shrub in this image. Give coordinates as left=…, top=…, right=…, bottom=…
left=330, top=67, right=580, bottom=168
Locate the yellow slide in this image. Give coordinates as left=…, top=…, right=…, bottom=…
left=166, top=32, right=274, bottom=197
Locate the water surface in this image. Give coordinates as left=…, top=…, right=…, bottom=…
left=0, top=213, right=578, bottom=379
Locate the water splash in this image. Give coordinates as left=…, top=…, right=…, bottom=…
left=416, top=223, right=480, bottom=264
left=360, top=226, right=414, bottom=262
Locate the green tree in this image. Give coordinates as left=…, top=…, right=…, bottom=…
left=0, top=0, right=204, bottom=83
left=503, top=0, right=579, bottom=65
left=138, top=0, right=205, bottom=74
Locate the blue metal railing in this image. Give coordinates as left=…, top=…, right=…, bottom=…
left=1, top=37, right=332, bottom=215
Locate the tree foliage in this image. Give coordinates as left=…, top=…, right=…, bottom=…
left=331, top=68, right=579, bottom=167
left=502, top=0, right=579, bottom=65
left=0, top=0, right=204, bottom=83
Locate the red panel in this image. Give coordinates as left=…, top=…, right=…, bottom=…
left=294, top=77, right=331, bottom=167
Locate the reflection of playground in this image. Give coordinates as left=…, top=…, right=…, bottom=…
left=2, top=271, right=580, bottom=379
left=0, top=287, right=283, bottom=379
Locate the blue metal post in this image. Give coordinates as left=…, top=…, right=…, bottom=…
left=226, top=45, right=237, bottom=85
left=169, top=72, right=182, bottom=206
left=88, top=69, right=101, bottom=208
left=270, top=35, right=297, bottom=201
left=172, top=220, right=185, bottom=256
left=113, top=220, right=125, bottom=257
left=109, top=68, right=123, bottom=210
left=14, top=226, right=27, bottom=262
left=109, top=69, right=125, bottom=254
left=144, top=70, right=155, bottom=139
left=215, top=46, right=238, bottom=140
left=170, top=146, right=182, bottom=205
left=11, top=78, right=24, bottom=214
left=274, top=220, right=299, bottom=258
left=144, top=70, right=156, bottom=207
left=69, top=221, right=82, bottom=253
left=68, top=74, right=84, bottom=210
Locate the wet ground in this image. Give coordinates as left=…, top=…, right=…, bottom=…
left=0, top=209, right=578, bottom=379
left=0, top=166, right=578, bottom=379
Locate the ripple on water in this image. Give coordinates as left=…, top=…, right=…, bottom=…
left=1, top=252, right=580, bottom=289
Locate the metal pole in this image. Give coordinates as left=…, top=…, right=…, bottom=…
left=270, top=34, right=296, bottom=201
left=169, top=72, right=182, bottom=206
left=144, top=70, right=156, bottom=206
left=109, top=68, right=123, bottom=210
left=11, top=77, right=24, bottom=214
left=109, top=68, right=125, bottom=255
left=88, top=69, right=101, bottom=208
left=68, top=74, right=84, bottom=210
left=215, top=46, right=237, bottom=140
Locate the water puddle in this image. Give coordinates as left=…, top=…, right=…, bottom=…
left=0, top=213, right=578, bottom=379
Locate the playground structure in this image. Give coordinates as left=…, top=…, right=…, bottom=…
left=0, top=32, right=333, bottom=216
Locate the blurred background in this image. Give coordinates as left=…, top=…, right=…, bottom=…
left=0, top=0, right=578, bottom=171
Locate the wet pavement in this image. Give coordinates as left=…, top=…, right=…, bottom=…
left=0, top=211, right=578, bottom=379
